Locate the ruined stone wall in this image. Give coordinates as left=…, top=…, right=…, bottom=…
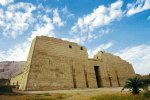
left=11, top=73, right=23, bottom=86
left=10, top=36, right=136, bottom=91
left=94, top=51, right=135, bottom=87
left=17, top=38, right=37, bottom=90
left=20, top=36, right=90, bottom=91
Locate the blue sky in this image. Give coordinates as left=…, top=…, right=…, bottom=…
left=0, top=0, right=150, bottom=75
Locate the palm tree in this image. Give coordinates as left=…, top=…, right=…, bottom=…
left=121, top=77, right=146, bottom=95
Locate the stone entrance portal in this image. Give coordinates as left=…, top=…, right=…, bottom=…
left=94, top=66, right=101, bottom=88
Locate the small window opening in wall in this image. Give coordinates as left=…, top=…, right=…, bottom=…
left=80, top=47, right=83, bottom=50
left=69, top=45, right=72, bottom=48
left=97, top=56, right=98, bottom=59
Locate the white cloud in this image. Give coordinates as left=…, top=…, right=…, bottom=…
left=0, top=2, right=65, bottom=39
left=0, top=42, right=30, bottom=61
left=88, top=41, right=113, bottom=58
left=53, top=9, right=64, bottom=27
left=62, top=29, right=111, bottom=45
left=7, top=2, right=36, bottom=12
left=0, top=14, right=55, bottom=62
left=0, top=2, right=36, bottom=38
left=61, top=6, right=74, bottom=19
left=69, top=0, right=123, bottom=44
left=0, top=0, right=13, bottom=6
left=115, top=44, right=150, bottom=75
left=148, top=16, right=150, bottom=20
left=62, top=36, right=87, bottom=44
left=98, top=28, right=110, bottom=38
left=63, top=28, right=111, bottom=45
left=68, top=0, right=150, bottom=44
left=0, top=2, right=65, bottom=62
left=126, top=0, right=150, bottom=16
left=62, top=31, right=101, bottom=44
left=28, top=15, right=55, bottom=41
left=70, top=0, right=123, bottom=34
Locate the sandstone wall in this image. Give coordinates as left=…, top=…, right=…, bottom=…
left=10, top=36, right=136, bottom=91
left=20, top=36, right=90, bottom=90
left=18, top=38, right=37, bottom=90
left=94, top=51, right=135, bottom=87
left=11, top=73, right=22, bottom=86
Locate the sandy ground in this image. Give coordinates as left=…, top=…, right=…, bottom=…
left=24, top=87, right=125, bottom=100
left=0, top=87, right=129, bottom=100
left=24, top=87, right=124, bottom=94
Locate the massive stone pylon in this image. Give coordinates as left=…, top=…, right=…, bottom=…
left=11, top=36, right=135, bottom=91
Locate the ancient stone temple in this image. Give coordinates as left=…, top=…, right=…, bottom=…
left=11, top=36, right=135, bottom=91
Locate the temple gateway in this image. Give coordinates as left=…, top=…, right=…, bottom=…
left=11, top=36, right=135, bottom=91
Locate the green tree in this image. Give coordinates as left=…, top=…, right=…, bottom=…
left=121, top=77, right=147, bottom=95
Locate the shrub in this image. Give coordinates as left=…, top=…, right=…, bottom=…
left=122, top=77, right=144, bottom=94
left=0, top=86, right=13, bottom=93
left=143, top=91, right=150, bottom=98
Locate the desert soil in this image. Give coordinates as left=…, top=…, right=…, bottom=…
left=0, top=87, right=128, bottom=100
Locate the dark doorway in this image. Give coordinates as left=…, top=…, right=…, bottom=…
left=94, top=66, right=101, bottom=88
